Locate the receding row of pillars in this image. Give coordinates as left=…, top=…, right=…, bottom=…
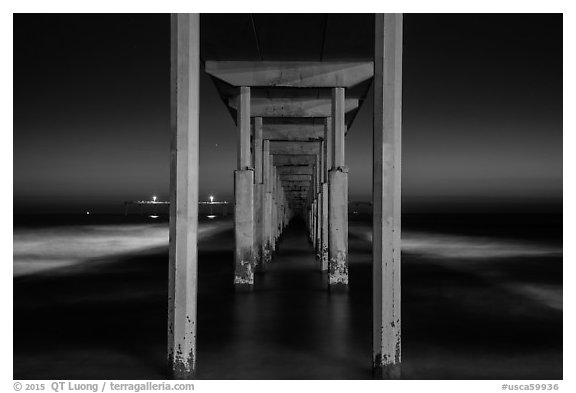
left=232, top=87, right=349, bottom=289
left=168, top=12, right=402, bottom=379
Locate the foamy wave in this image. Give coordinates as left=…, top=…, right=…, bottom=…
left=350, top=227, right=561, bottom=259
left=349, top=225, right=562, bottom=311
left=13, top=221, right=231, bottom=277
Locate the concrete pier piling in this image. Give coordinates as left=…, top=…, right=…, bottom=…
left=234, top=86, right=255, bottom=287
left=372, top=13, right=403, bottom=378
left=321, top=182, right=329, bottom=271
left=168, top=13, right=200, bottom=379
left=262, top=140, right=273, bottom=264
left=327, top=87, right=349, bottom=288
left=328, top=168, right=348, bottom=287
left=234, top=169, right=255, bottom=286
left=253, top=117, right=264, bottom=269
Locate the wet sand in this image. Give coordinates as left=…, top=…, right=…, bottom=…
left=13, top=214, right=562, bottom=379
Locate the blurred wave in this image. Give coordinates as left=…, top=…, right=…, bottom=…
left=350, top=225, right=562, bottom=311
left=13, top=221, right=231, bottom=277
left=351, top=226, right=562, bottom=259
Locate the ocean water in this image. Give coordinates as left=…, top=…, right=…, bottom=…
left=13, top=213, right=562, bottom=379
left=13, top=215, right=231, bottom=277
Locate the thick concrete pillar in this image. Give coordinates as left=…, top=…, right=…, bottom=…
left=328, top=87, right=348, bottom=288
left=312, top=199, right=317, bottom=249
left=234, top=86, right=254, bottom=286
left=271, top=165, right=277, bottom=251
left=308, top=205, right=312, bottom=239
left=328, top=169, right=348, bottom=287
left=321, top=118, right=331, bottom=271
left=254, top=117, right=263, bottom=184
left=275, top=173, right=280, bottom=241
left=262, top=140, right=272, bottom=264
left=234, top=170, right=254, bottom=285
left=308, top=188, right=314, bottom=242
left=315, top=154, right=322, bottom=259
left=373, top=13, right=403, bottom=378
left=279, top=186, right=285, bottom=232
left=168, top=13, right=199, bottom=379
left=321, top=182, right=329, bottom=271
left=253, top=117, right=263, bottom=268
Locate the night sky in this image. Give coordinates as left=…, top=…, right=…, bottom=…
left=13, top=14, right=562, bottom=214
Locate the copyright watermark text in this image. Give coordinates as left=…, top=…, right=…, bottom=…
left=13, top=382, right=194, bottom=393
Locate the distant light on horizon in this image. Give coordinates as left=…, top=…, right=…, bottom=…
left=152, top=195, right=157, bottom=202
left=149, top=215, right=159, bottom=219
left=207, top=215, right=216, bottom=219
left=209, top=195, right=214, bottom=203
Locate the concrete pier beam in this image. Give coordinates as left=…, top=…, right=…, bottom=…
left=168, top=13, right=199, bottom=379
left=234, top=86, right=254, bottom=287
left=228, top=96, right=359, bottom=117
left=205, top=61, right=374, bottom=88
left=328, top=87, right=349, bottom=288
left=372, top=13, right=403, bottom=378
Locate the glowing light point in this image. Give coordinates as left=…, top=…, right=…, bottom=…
left=152, top=195, right=157, bottom=202
left=86, top=211, right=90, bottom=215
left=209, top=195, right=214, bottom=203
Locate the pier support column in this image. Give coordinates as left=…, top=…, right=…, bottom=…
left=234, top=86, right=254, bottom=287
left=275, top=173, right=281, bottom=241
left=321, top=182, right=329, bottom=271
left=312, top=198, right=316, bottom=249
left=373, top=13, right=403, bottom=378
left=280, top=185, right=285, bottom=232
left=328, top=168, right=348, bottom=287
left=321, top=117, right=332, bottom=271
left=271, top=166, right=277, bottom=251
left=328, top=87, right=348, bottom=288
left=168, top=13, right=199, bottom=379
left=253, top=117, right=263, bottom=269
left=234, top=169, right=254, bottom=285
left=315, top=154, right=322, bottom=259
left=262, top=140, right=272, bottom=264
left=308, top=189, right=314, bottom=242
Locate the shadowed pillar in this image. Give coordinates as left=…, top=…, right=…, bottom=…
left=328, top=87, right=349, bottom=288
left=262, top=140, right=273, bottom=264
left=321, top=117, right=332, bottom=271
left=168, top=13, right=199, bottom=379
left=311, top=160, right=316, bottom=252
left=373, top=13, right=403, bottom=379
left=253, top=117, right=263, bottom=269
left=271, top=165, right=277, bottom=251
left=315, top=153, right=322, bottom=259
left=234, top=86, right=254, bottom=287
